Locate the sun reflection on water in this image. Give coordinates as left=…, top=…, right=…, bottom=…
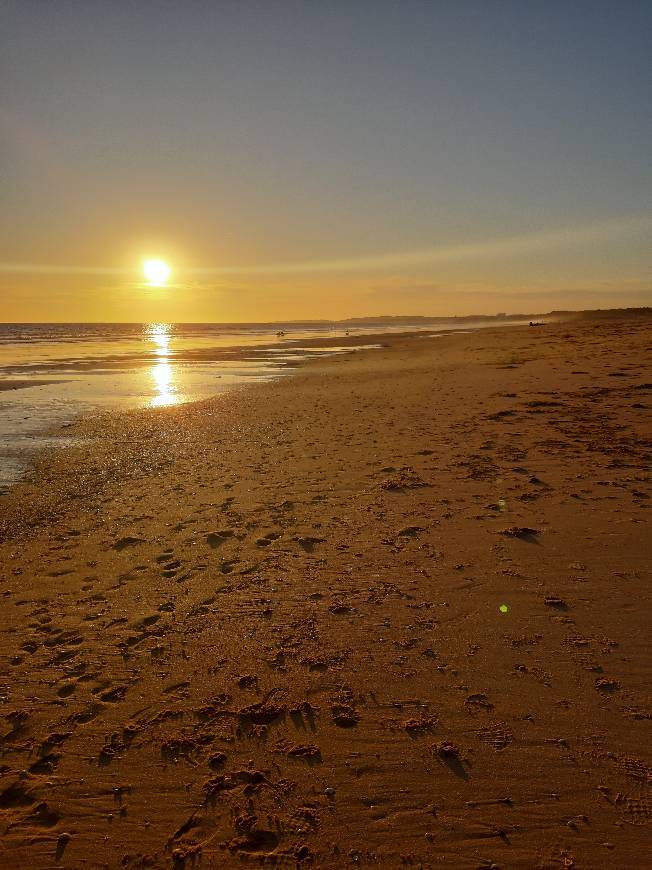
left=147, top=322, right=172, bottom=357
left=145, top=323, right=180, bottom=407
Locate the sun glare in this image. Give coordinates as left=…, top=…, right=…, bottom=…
left=145, top=323, right=180, bottom=406
left=143, top=258, right=171, bottom=286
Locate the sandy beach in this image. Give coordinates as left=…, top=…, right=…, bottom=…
left=0, top=314, right=650, bottom=868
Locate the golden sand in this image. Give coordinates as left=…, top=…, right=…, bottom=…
left=0, top=315, right=650, bottom=868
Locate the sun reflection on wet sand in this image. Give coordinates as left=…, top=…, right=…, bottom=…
left=146, top=323, right=181, bottom=406
left=150, top=359, right=180, bottom=406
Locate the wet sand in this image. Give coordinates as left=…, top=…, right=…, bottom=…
left=0, top=380, right=70, bottom=393
left=0, top=315, right=650, bottom=868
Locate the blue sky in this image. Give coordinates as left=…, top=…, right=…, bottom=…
left=1, top=0, right=650, bottom=320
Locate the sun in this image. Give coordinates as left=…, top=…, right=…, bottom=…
left=143, top=258, right=171, bottom=286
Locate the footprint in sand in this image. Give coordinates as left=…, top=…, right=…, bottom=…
left=295, top=535, right=326, bottom=553
left=28, top=753, right=61, bottom=775
left=113, top=536, right=145, bottom=552
left=16, top=801, right=61, bottom=828
left=134, top=613, right=161, bottom=629
left=155, top=550, right=182, bottom=577
left=331, top=704, right=360, bottom=727
left=163, top=680, right=191, bottom=698
left=161, top=560, right=181, bottom=577
left=208, top=751, right=227, bottom=770
left=99, top=685, right=128, bottom=703
left=206, top=529, right=235, bottom=548
left=255, top=531, right=283, bottom=547
left=0, top=781, right=37, bottom=810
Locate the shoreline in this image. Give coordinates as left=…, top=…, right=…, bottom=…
left=0, top=316, right=650, bottom=867
left=0, top=327, right=404, bottom=492
left=0, top=322, right=526, bottom=493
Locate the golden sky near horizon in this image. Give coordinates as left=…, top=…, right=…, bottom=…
left=2, top=215, right=650, bottom=322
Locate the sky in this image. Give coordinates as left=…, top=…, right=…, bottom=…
left=1, top=0, right=651, bottom=322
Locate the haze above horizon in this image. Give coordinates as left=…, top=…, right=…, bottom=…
left=1, top=0, right=650, bottom=321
